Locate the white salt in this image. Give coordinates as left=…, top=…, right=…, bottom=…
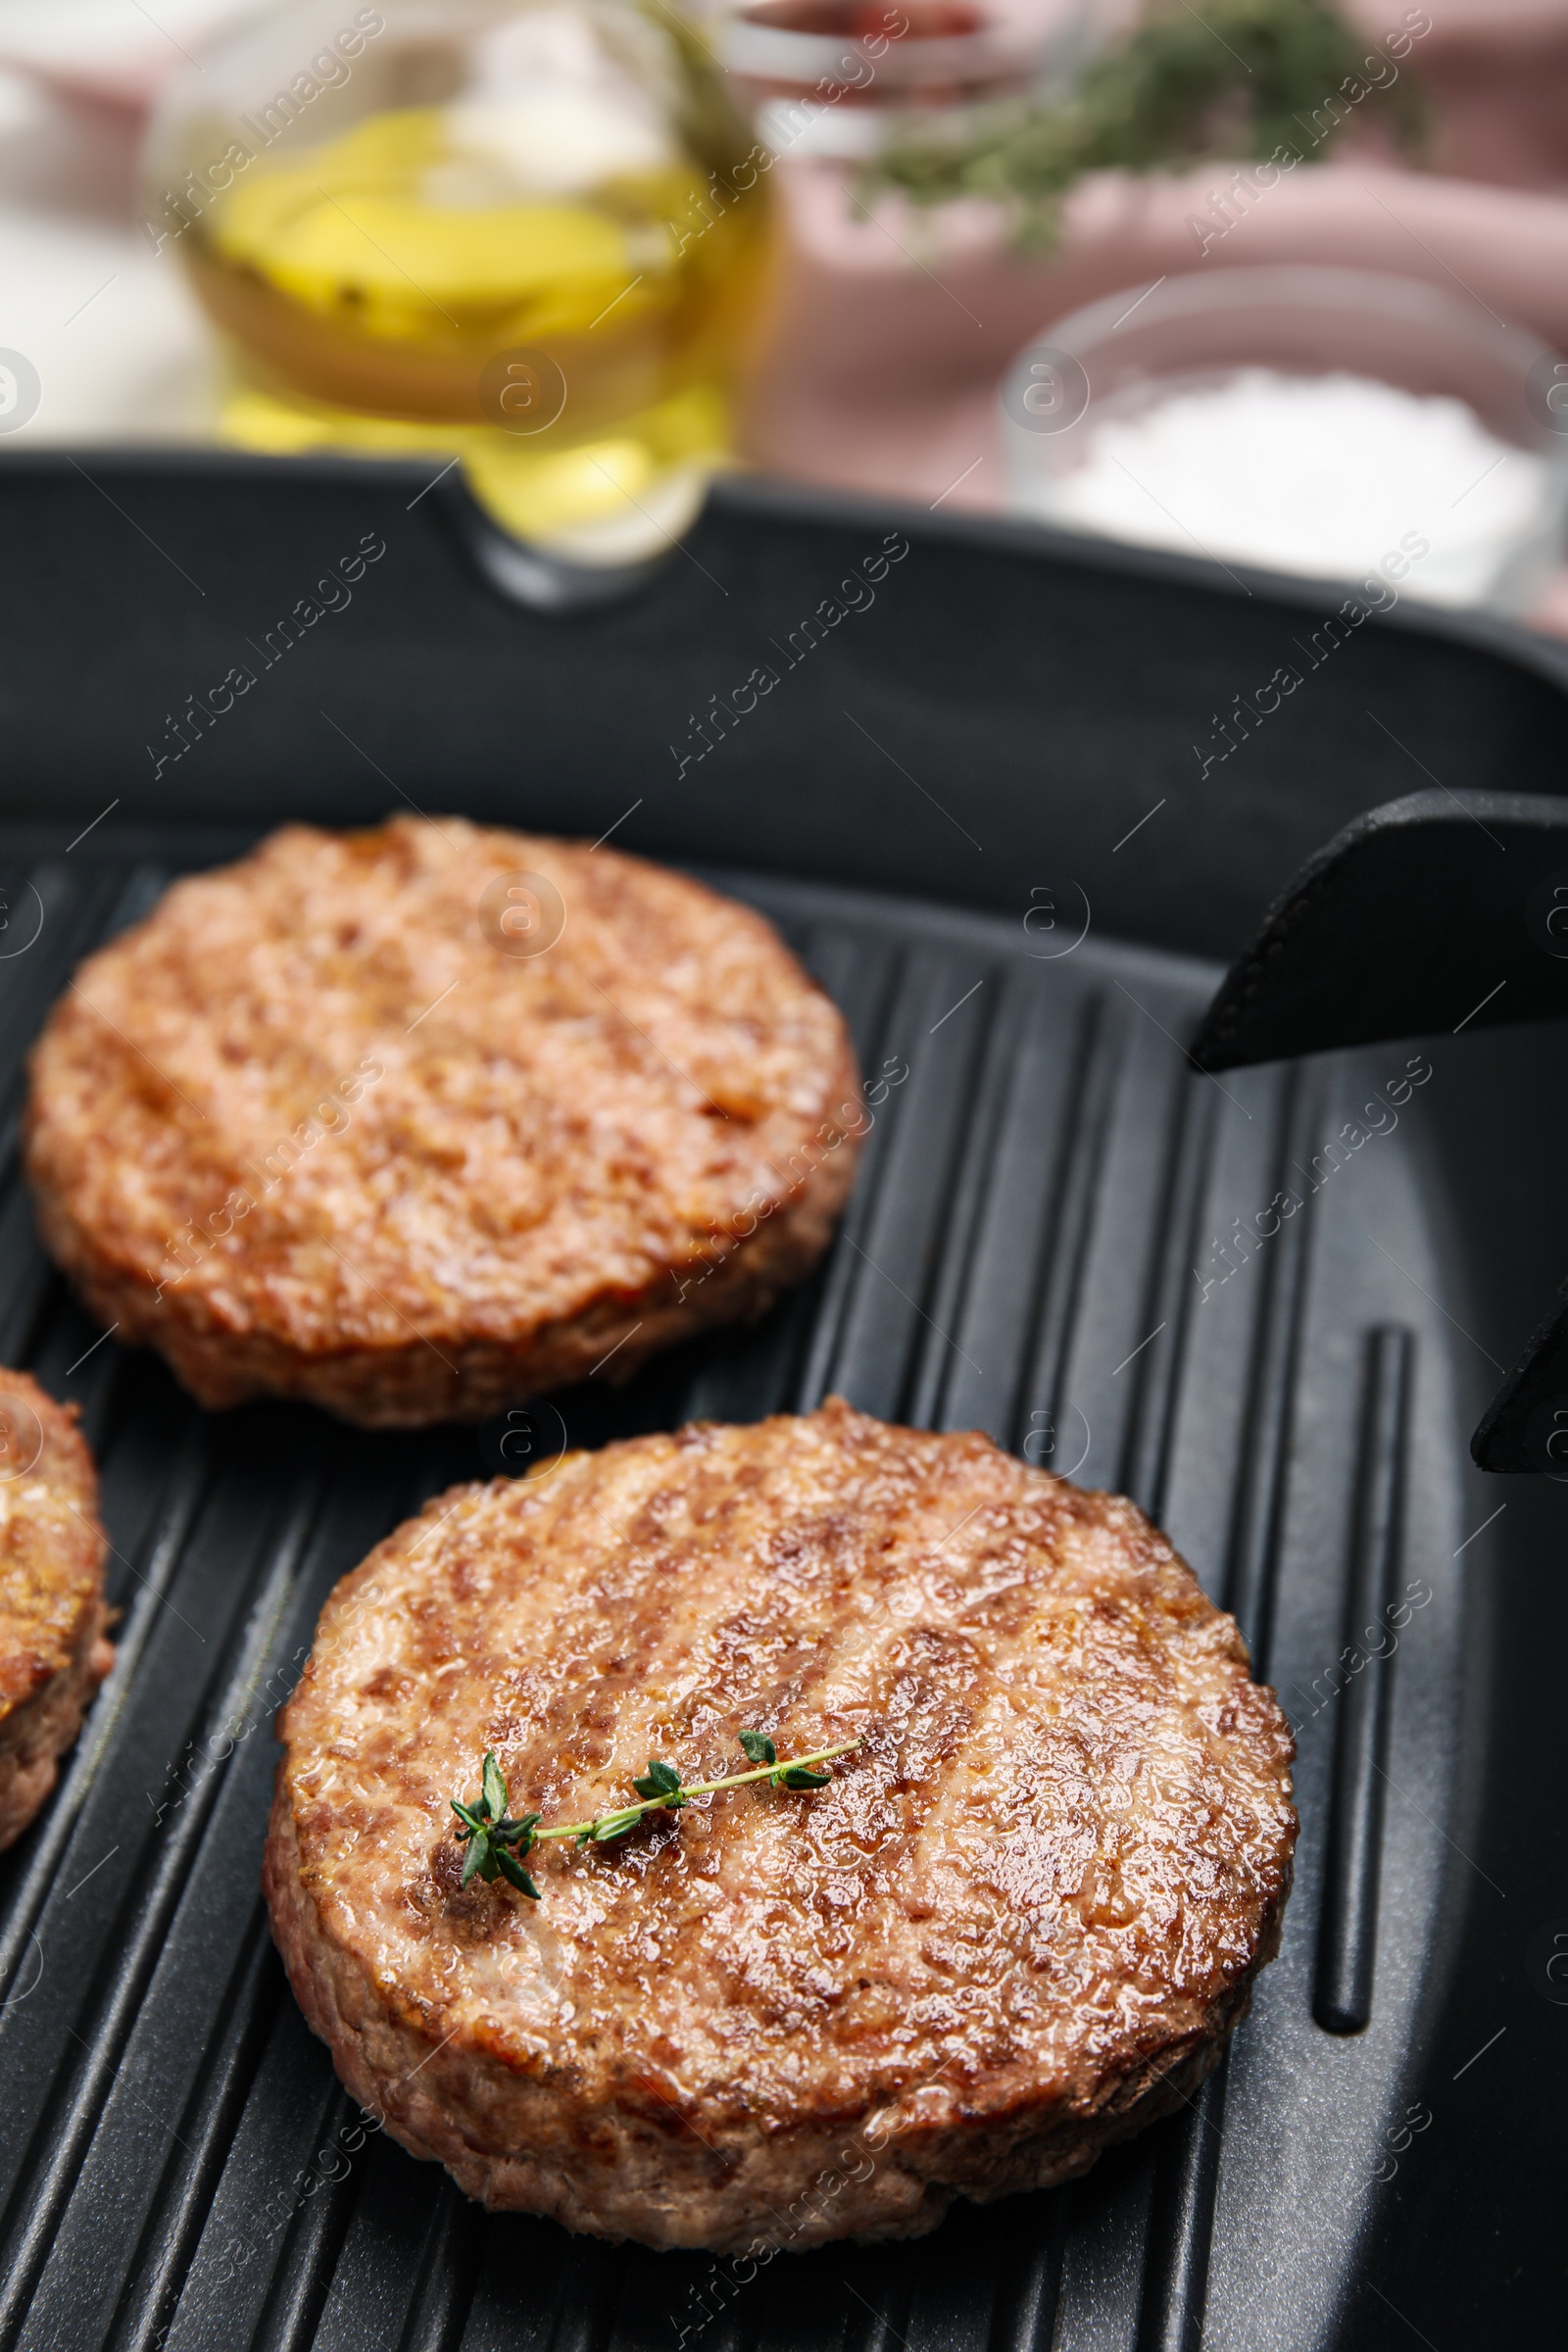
left=1024, top=368, right=1554, bottom=606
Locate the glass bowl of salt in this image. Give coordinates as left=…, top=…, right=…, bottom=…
left=1000, top=265, right=1568, bottom=613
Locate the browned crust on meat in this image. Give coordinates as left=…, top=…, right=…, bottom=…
left=266, top=1399, right=1297, bottom=2249
left=24, top=819, right=862, bottom=1427
left=0, top=1370, right=113, bottom=1851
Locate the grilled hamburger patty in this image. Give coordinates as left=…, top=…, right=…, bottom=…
left=24, top=819, right=860, bottom=1427
left=0, top=1371, right=112, bottom=1852
left=266, top=1399, right=1297, bottom=2249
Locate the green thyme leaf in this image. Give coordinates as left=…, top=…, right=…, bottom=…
left=460, top=1834, right=490, bottom=1886
left=590, top=1808, right=645, bottom=1842
left=495, top=1811, right=540, bottom=1856
left=632, top=1759, right=684, bottom=1803
left=739, top=1730, right=776, bottom=1765
left=780, top=1766, right=832, bottom=1789
left=496, top=1848, right=541, bottom=1898
left=481, top=1751, right=508, bottom=1822
left=450, top=1799, right=485, bottom=1840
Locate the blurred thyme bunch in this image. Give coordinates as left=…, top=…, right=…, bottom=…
left=864, top=0, right=1427, bottom=251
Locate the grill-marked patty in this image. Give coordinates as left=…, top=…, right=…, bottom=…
left=266, top=1398, right=1297, bottom=2249
left=24, top=819, right=861, bottom=1427
left=0, top=1370, right=112, bottom=1852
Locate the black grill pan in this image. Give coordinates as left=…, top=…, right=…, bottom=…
left=0, top=466, right=1564, bottom=2350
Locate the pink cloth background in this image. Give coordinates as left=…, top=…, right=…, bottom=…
left=734, top=0, right=1568, bottom=629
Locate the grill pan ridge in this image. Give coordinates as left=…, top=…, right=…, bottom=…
left=0, top=834, right=1501, bottom=2351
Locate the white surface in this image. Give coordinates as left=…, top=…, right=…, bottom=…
left=0, top=69, right=219, bottom=442
left=0, top=0, right=268, bottom=106
left=1016, top=367, right=1558, bottom=606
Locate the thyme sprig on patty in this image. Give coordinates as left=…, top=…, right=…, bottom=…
left=451, top=1731, right=860, bottom=1895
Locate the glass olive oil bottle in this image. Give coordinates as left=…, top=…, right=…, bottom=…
left=145, top=0, right=773, bottom=554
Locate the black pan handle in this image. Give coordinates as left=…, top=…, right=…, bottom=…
left=1190, top=787, right=1568, bottom=1469
left=1190, top=788, right=1568, bottom=1072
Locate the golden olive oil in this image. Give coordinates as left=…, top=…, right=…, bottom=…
left=184, top=69, right=771, bottom=549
